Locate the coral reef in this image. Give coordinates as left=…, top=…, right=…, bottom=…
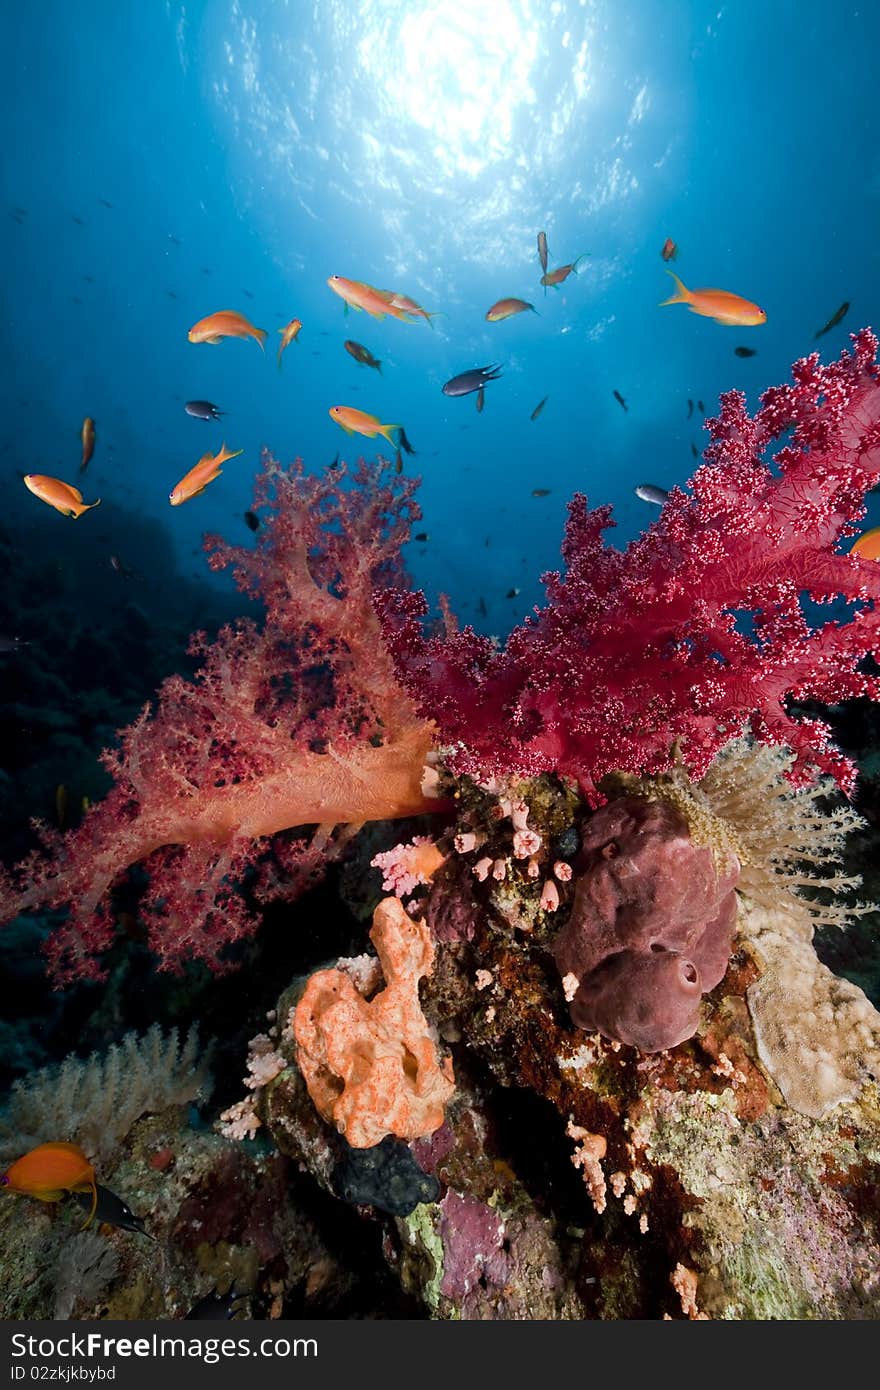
left=3, top=341, right=880, bottom=1320
left=379, top=331, right=880, bottom=796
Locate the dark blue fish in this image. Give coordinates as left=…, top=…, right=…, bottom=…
left=0, top=635, right=30, bottom=655
left=71, top=1184, right=152, bottom=1237
left=184, top=400, right=226, bottom=421
left=442, top=364, right=503, bottom=397
left=398, top=426, right=417, bottom=456
left=185, top=1287, right=247, bottom=1320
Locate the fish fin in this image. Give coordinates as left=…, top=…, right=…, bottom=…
left=571, top=254, right=590, bottom=273
left=82, top=499, right=101, bottom=514
left=380, top=424, right=402, bottom=445
left=78, top=1179, right=98, bottom=1230
left=206, top=335, right=224, bottom=344
left=254, top=328, right=268, bottom=351
left=659, top=269, right=689, bottom=306
left=376, top=361, right=382, bottom=374
left=339, top=423, right=354, bottom=435
left=366, top=308, right=386, bottom=320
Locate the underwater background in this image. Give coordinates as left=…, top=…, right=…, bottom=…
left=2, top=0, right=880, bottom=1322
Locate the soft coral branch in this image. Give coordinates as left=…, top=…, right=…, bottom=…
left=0, top=455, right=441, bottom=981
left=378, top=331, right=880, bottom=797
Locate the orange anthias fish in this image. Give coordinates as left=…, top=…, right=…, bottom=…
left=485, top=297, right=538, bottom=322
left=327, top=276, right=415, bottom=322
left=379, top=291, right=440, bottom=327
left=661, top=238, right=678, bottom=262
left=850, top=527, right=880, bottom=561
left=169, top=442, right=244, bottom=506
left=329, top=406, right=400, bottom=445
left=659, top=271, right=766, bottom=326
left=188, top=310, right=268, bottom=350
left=80, top=416, right=96, bottom=472
left=540, top=256, right=588, bottom=288
left=2, top=1142, right=98, bottom=1227
left=277, top=317, right=303, bottom=367
left=24, top=474, right=101, bottom=518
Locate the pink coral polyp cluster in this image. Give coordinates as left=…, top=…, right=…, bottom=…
left=378, top=331, right=880, bottom=798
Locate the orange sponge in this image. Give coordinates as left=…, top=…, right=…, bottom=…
left=293, top=897, right=454, bottom=1148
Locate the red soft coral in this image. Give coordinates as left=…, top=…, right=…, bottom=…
left=378, top=331, right=880, bottom=798
left=0, top=455, right=441, bottom=982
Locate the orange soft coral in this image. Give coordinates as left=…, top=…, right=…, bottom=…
left=293, top=896, right=455, bottom=1148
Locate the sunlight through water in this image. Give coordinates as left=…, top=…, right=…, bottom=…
left=378, top=1, right=539, bottom=179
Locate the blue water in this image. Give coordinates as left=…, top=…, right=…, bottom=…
left=2, top=0, right=878, bottom=631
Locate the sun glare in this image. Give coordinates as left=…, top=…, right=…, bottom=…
left=361, top=0, right=539, bottom=178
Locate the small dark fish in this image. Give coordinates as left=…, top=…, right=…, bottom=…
left=201, top=266, right=212, bottom=275
left=478, top=596, right=488, bottom=617
left=697, top=400, right=705, bottom=414
left=476, top=387, right=485, bottom=414
left=613, top=389, right=627, bottom=412
left=537, top=230, right=549, bottom=277
left=185, top=1287, right=247, bottom=1321
left=414, top=532, right=429, bottom=542
left=661, top=238, right=677, bottom=262
left=10, top=211, right=25, bottom=224
left=443, top=364, right=503, bottom=397
left=398, top=426, right=417, bottom=456
left=13, top=206, right=28, bottom=217
left=329, top=452, right=341, bottom=470
left=687, top=398, right=694, bottom=419
left=242, top=289, right=254, bottom=299
left=71, top=296, right=83, bottom=305
left=484, top=536, right=491, bottom=547
left=184, top=400, right=226, bottom=421
left=734, top=346, right=757, bottom=357
left=506, top=587, right=520, bottom=599
left=814, top=302, right=850, bottom=340
left=98, top=199, right=114, bottom=209
left=634, top=483, right=670, bottom=506
left=166, top=290, right=178, bottom=300
left=71, top=216, right=85, bottom=226
left=530, top=395, right=549, bottom=422
left=110, top=554, right=135, bottom=579
left=395, top=449, right=403, bottom=474
left=344, top=340, right=382, bottom=373
left=243, top=510, right=260, bottom=532
left=531, top=488, right=551, bottom=497
left=0, top=635, right=29, bottom=655
left=690, top=443, right=699, bottom=458
left=71, top=1184, right=152, bottom=1237
left=168, top=234, right=182, bottom=246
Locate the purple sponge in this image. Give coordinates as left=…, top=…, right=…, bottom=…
left=553, top=797, right=739, bottom=1052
